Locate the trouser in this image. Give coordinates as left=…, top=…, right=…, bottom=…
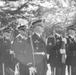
left=68, top=65, right=76, bottom=75
left=35, top=61, right=47, bottom=75
left=19, top=63, right=29, bottom=75
left=51, top=66, right=65, bottom=75
left=3, top=62, right=29, bottom=75
left=0, top=54, right=16, bottom=75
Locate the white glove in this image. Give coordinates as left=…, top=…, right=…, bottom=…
left=46, top=68, right=51, bottom=75
left=62, top=38, right=67, bottom=44
left=47, top=54, right=49, bottom=59
left=10, top=50, right=14, bottom=54
left=29, top=67, right=37, bottom=75
left=60, top=49, right=65, bottom=54
left=15, top=63, right=20, bottom=75
left=41, top=52, right=45, bottom=55
left=47, top=64, right=50, bottom=68
left=10, top=50, right=15, bottom=58
left=47, top=64, right=51, bottom=70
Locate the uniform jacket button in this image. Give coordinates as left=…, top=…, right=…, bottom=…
left=36, top=47, right=38, bottom=50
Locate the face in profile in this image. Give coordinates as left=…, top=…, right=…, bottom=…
left=39, top=27, right=44, bottom=35
left=3, top=32, right=11, bottom=39
left=68, top=29, right=75, bottom=36
left=34, top=26, right=44, bottom=35
left=53, top=29, right=61, bottom=36
left=53, top=29, right=56, bottom=35
left=19, top=30, right=28, bottom=38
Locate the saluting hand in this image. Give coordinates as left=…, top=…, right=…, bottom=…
left=62, top=38, right=67, bottom=44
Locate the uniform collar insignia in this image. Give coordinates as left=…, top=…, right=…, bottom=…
left=57, top=39, right=60, bottom=42
left=34, top=40, right=39, bottom=43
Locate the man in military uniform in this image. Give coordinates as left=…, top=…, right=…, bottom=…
left=47, top=29, right=66, bottom=75
left=0, top=32, right=4, bottom=75
left=0, top=30, right=15, bottom=75
left=32, top=26, right=47, bottom=75
left=8, top=24, right=47, bottom=75
left=66, top=28, right=76, bottom=75
left=11, top=25, right=41, bottom=75
left=11, top=25, right=34, bottom=75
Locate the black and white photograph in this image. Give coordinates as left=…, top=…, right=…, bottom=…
left=0, top=0, right=76, bottom=75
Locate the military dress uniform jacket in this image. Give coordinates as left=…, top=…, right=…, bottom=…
left=11, top=36, right=33, bottom=75
left=0, top=37, right=10, bottom=54
left=47, top=35, right=63, bottom=67
left=0, top=37, right=11, bottom=63
left=66, top=36, right=76, bottom=66
left=0, top=37, right=16, bottom=75
left=11, top=36, right=34, bottom=67
left=11, top=33, right=47, bottom=75
left=32, top=33, right=47, bottom=75
left=0, top=38, right=4, bottom=54
left=32, top=33, right=47, bottom=63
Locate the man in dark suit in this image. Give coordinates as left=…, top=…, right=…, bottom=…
left=47, top=29, right=66, bottom=75
left=66, top=28, right=76, bottom=75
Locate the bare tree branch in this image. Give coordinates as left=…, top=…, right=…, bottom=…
left=5, top=1, right=29, bottom=15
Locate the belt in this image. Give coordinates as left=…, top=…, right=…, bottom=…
left=33, top=52, right=45, bottom=55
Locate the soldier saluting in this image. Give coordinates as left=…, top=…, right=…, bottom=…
left=66, top=28, right=76, bottom=75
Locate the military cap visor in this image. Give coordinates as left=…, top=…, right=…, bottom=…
left=31, top=19, right=42, bottom=28
left=67, top=28, right=75, bottom=31
left=32, top=19, right=42, bottom=26
left=3, top=27, right=11, bottom=33
left=18, top=26, right=26, bottom=31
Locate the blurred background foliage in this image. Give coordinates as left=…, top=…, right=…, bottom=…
left=0, top=0, right=76, bottom=35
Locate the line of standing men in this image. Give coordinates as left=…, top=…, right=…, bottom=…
left=0, top=25, right=47, bottom=75
left=11, top=25, right=47, bottom=75
left=0, top=23, right=76, bottom=75
left=47, top=28, right=76, bottom=75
